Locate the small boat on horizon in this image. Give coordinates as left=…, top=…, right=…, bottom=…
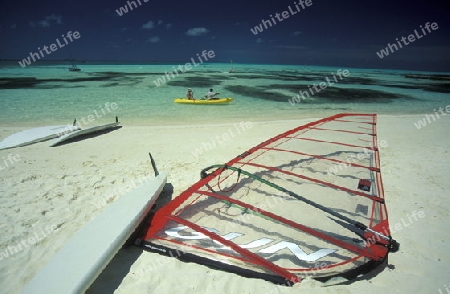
left=229, top=59, right=236, bottom=73
left=68, top=54, right=81, bottom=72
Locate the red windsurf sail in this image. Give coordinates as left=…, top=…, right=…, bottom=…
left=139, top=113, right=399, bottom=285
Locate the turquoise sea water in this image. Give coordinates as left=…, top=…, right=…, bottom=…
left=0, top=62, right=449, bottom=126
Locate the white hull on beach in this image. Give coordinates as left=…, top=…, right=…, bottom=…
left=22, top=171, right=167, bottom=294
left=0, top=124, right=80, bottom=150
left=50, top=117, right=120, bottom=147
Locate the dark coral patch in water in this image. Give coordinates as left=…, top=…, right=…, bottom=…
left=383, top=84, right=421, bottom=90
left=0, top=72, right=148, bottom=89
left=310, top=87, right=408, bottom=102
left=227, top=84, right=409, bottom=103
left=100, top=82, right=120, bottom=87
left=401, top=74, right=450, bottom=93
left=337, top=77, right=377, bottom=85
left=0, top=78, right=39, bottom=89
left=0, top=76, right=118, bottom=89
left=422, top=83, right=450, bottom=93
left=229, top=73, right=319, bottom=82
left=225, top=85, right=292, bottom=102
left=87, top=71, right=163, bottom=77
left=382, top=83, right=450, bottom=93
left=263, top=83, right=409, bottom=101
left=398, top=74, right=450, bottom=93
left=405, top=74, right=450, bottom=81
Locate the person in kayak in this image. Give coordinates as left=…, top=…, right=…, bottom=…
left=204, top=88, right=219, bottom=100
left=186, top=88, right=194, bottom=100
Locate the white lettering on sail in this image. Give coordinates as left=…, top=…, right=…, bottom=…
left=166, top=226, right=210, bottom=240
left=165, top=226, right=336, bottom=262
left=241, top=238, right=274, bottom=249
left=259, top=241, right=337, bottom=262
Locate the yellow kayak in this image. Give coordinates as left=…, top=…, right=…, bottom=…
left=174, top=98, right=234, bottom=104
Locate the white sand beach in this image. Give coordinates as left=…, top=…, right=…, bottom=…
left=0, top=115, right=449, bottom=294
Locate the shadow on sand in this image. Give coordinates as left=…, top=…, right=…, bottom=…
left=51, top=126, right=122, bottom=147
left=86, top=182, right=174, bottom=293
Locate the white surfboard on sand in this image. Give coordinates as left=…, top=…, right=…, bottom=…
left=22, top=171, right=167, bottom=294
left=0, top=124, right=80, bottom=150
left=49, top=117, right=120, bottom=147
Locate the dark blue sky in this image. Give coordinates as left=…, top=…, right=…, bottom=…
left=1, top=0, right=449, bottom=71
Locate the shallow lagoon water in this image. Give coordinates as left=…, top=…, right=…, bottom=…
left=0, top=63, right=448, bottom=126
